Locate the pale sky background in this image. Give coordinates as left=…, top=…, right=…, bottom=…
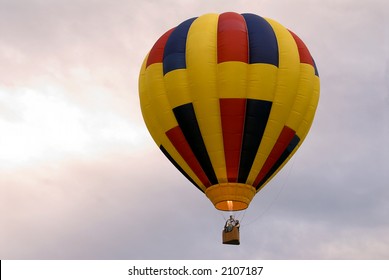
left=1, top=0, right=388, bottom=259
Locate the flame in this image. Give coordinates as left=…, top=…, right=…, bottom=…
left=227, top=200, right=233, bottom=211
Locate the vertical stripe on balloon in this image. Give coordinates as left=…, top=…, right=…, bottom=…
left=163, top=17, right=197, bottom=75
left=288, top=30, right=314, bottom=67
left=238, top=99, right=273, bottom=183
left=242, top=13, right=279, bottom=66
left=172, top=103, right=218, bottom=185
left=220, top=98, right=246, bottom=182
left=165, top=126, right=211, bottom=187
left=253, top=126, right=298, bottom=188
left=217, top=12, right=248, bottom=63
left=146, top=28, right=175, bottom=68
left=256, top=134, right=300, bottom=189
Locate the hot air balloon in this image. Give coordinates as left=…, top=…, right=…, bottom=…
left=139, top=12, right=319, bottom=244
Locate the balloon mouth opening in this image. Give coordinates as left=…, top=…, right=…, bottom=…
left=205, top=183, right=256, bottom=212
left=215, top=200, right=248, bottom=211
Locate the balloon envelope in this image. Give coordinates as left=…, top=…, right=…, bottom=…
left=139, top=12, right=320, bottom=211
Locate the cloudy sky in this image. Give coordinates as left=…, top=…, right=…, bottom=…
left=1, top=0, right=388, bottom=259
